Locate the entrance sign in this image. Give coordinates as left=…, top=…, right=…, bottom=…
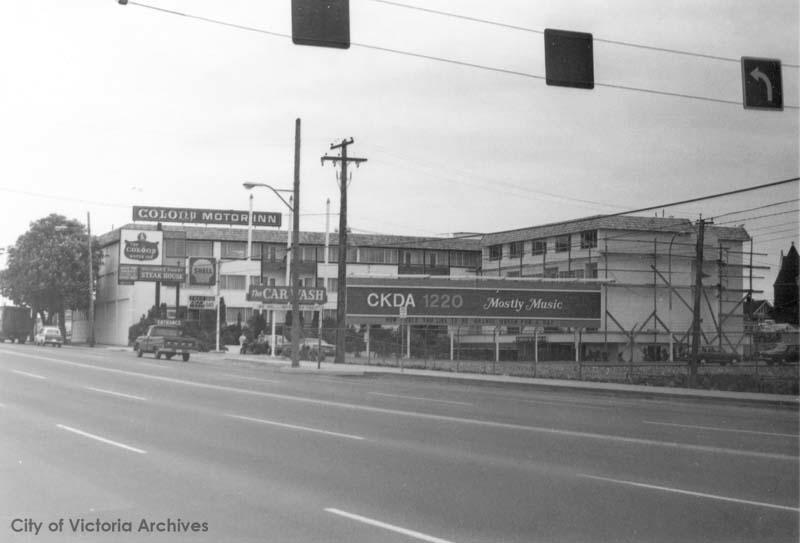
left=247, top=285, right=327, bottom=305
left=133, top=206, right=282, bottom=227
left=741, top=57, right=783, bottom=110
left=119, top=229, right=163, bottom=266
left=346, top=278, right=602, bottom=327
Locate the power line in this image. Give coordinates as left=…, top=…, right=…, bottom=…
left=716, top=208, right=800, bottom=225
left=366, top=0, right=800, bottom=69
left=123, top=2, right=800, bottom=109
left=0, top=186, right=130, bottom=209
left=710, top=198, right=800, bottom=220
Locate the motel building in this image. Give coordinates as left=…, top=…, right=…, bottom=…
left=86, top=208, right=751, bottom=364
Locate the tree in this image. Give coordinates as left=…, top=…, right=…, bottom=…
left=0, top=214, right=101, bottom=341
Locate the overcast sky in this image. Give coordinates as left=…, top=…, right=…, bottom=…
left=0, top=0, right=797, bottom=300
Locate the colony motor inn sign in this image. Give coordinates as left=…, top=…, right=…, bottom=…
left=346, top=277, right=602, bottom=327
left=133, top=206, right=282, bottom=227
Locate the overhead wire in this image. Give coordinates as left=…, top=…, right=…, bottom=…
left=124, top=2, right=800, bottom=109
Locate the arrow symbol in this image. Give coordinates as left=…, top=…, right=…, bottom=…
left=750, top=67, right=773, bottom=102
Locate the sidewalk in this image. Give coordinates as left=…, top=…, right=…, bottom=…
left=210, top=351, right=799, bottom=408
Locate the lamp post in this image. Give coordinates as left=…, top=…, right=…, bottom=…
left=243, top=184, right=300, bottom=367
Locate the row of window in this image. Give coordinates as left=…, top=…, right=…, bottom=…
left=505, top=263, right=598, bottom=279
left=488, top=230, right=598, bottom=261
left=163, top=240, right=480, bottom=268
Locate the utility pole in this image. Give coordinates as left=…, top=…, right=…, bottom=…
left=321, top=138, right=367, bottom=364
left=290, top=118, right=302, bottom=368
left=689, top=218, right=706, bottom=387
left=86, top=212, right=95, bottom=347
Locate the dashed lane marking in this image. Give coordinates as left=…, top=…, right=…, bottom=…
left=578, top=474, right=800, bottom=513
left=56, top=424, right=147, bottom=454
left=85, top=387, right=147, bottom=402
left=368, top=392, right=472, bottom=406
left=325, top=508, right=455, bottom=543
left=227, top=414, right=364, bottom=441
left=11, top=370, right=46, bottom=380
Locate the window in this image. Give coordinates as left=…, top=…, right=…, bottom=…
left=531, top=239, right=547, bottom=256
left=262, top=244, right=286, bottom=262
left=186, top=240, right=213, bottom=257
left=427, top=251, right=447, bottom=267
left=219, top=275, right=246, bottom=290
left=327, top=246, right=358, bottom=263
left=557, top=270, right=573, bottom=279
left=585, top=262, right=598, bottom=278
left=488, top=245, right=502, bottom=261
left=450, top=251, right=480, bottom=268
left=545, top=266, right=558, bottom=278
left=401, top=249, right=424, bottom=265
left=221, top=241, right=247, bottom=259
left=249, top=275, right=262, bottom=286
left=360, top=248, right=399, bottom=264
left=580, top=230, right=598, bottom=249
left=327, top=278, right=338, bottom=293
left=555, top=235, right=570, bottom=253
left=298, top=246, right=317, bottom=262
left=509, top=242, right=523, bottom=259
left=165, top=238, right=186, bottom=258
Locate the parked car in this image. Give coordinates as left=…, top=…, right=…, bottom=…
left=697, top=347, right=739, bottom=366
left=133, top=324, right=199, bottom=361
left=34, top=326, right=63, bottom=347
left=758, top=343, right=800, bottom=366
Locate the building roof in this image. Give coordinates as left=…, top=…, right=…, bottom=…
left=482, top=215, right=750, bottom=245
left=97, top=224, right=482, bottom=252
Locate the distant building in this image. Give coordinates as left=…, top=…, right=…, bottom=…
left=773, top=243, right=799, bottom=326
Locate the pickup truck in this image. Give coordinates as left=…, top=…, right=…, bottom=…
left=133, top=325, right=198, bottom=362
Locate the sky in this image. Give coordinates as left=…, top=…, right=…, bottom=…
left=0, top=0, right=798, bottom=301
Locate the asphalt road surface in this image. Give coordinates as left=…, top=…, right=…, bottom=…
left=1, top=343, right=798, bottom=542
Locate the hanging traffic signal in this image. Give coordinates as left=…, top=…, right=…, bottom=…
left=544, top=28, right=594, bottom=89
left=291, top=0, right=350, bottom=49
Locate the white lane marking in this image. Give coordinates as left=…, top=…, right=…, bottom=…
left=368, top=392, right=472, bottom=406
left=325, top=508, right=455, bottom=543
left=578, top=474, right=800, bottom=513
left=56, top=424, right=147, bottom=454
left=221, top=373, right=280, bottom=384
left=6, top=350, right=796, bottom=462
left=85, top=387, right=147, bottom=402
left=643, top=420, right=799, bottom=438
left=11, top=370, right=46, bottom=380
left=228, top=414, right=364, bottom=441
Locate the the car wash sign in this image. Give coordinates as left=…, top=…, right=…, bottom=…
left=247, top=285, right=327, bottom=305
left=346, top=278, right=602, bottom=327
left=133, top=206, right=282, bottom=227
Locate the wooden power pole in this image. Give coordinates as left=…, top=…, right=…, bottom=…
left=321, top=139, right=367, bottom=364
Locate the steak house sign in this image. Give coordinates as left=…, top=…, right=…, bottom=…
left=346, top=282, right=602, bottom=327
left=133, top=206, right=281, bottom=227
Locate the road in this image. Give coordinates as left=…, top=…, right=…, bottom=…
left=1, top=343, right=798, bottom=542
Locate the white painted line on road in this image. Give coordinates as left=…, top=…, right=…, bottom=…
left=221, top=373, right=281, bottom=384
left=643, top=420, right=799, bottom=438
left=11, top=370, right=46, bottom=380
left=369, top=392, right=472, bottom=406
left=86, top=387, right=147, bottom=402
left=325, top=508, right=455, bottom=543
left=6, top=350, right=796, bottom=462
left=228, top=414, right=364, bottom=441
left=56, top=424, right=147, bottom=455
left=578, top=474, right=800, bottom=513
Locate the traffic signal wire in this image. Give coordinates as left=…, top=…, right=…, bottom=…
left=122, top=2, right=799, bottom=109
left=367, top=0, right=800, bottom=69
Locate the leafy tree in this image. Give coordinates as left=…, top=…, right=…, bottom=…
left=0, top=214, right=101, bottom=341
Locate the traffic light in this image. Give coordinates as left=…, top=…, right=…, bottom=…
left=544, top=28, right=594, bottom=89
left=291, top=0, right=350, bottom=49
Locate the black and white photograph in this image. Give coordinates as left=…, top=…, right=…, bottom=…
left=1, top=1, right=798, bottom=541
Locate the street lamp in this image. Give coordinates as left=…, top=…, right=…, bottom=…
left=243, top=181, right=301, bottom=369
